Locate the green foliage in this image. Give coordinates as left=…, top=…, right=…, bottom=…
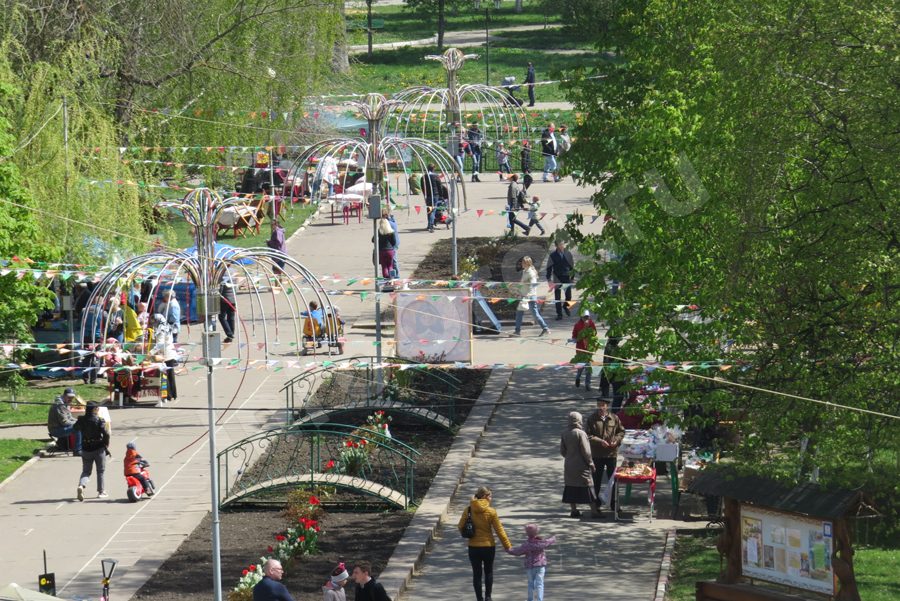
left=562, top=0, right=899, bottom=518
left=0, top=383, right=109, bottom=426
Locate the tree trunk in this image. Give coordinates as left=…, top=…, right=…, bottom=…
left=367, top=0, right=373, bottom=58
left=332, top=0, right=350, bottom=73
left=515, top=0, right=523, bottom=13
left=437, top=0, right=445, bottom=50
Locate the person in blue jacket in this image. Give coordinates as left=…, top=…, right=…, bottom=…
left=253, top=559, right=295, bottom=601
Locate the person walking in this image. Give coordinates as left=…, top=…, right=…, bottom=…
left=467, top=124, right=483, bottom=182
left=48, top=388, right=81, bottom=455
left=420, top=164, right=443, bottom=232
left=525, top=61, right=536, bottom=106
left=253, top=558, right=295, bottom=601
left=585, top=397, right=625, bottom=511
left=572, top=310, right=598, bottom=389
left=151, top=313, right=179, bottom=402
left=374, top=217, right=398, bottom=279
left=158, top=289, right=181, bottom=342
left=458, top=486, right=512, bottom=601
left=267, top=219, right=288, bottom=276
left=560, top=411, right=600, bottom=518
left=506, top=175, right=529, bottom=235
left=351, top=562, right=391, bottom=601
left=506, top=523, right=557, bottom=601
left=524, top=195, right=545, bottom=235
left=520, top=140, right=533, bottom=191
left=495, top=143, right=512, bottom=178
left=540, top=124, right=559, bottom=182
left=74, top=402, right=110, bottom=500
left=514, top=256, right=550, bottom=336
left=546, top=240, right=574, bottom=320
left=322, top=562, right=349, bottom=601
left=219, top=278, right=236, bottom=343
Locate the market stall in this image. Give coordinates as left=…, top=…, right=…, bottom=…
left=613, top=463, right=657, bottom=522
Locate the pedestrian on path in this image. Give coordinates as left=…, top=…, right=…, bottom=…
left=351, top=561, right=391, bottom=601
left=420, top=164, right=442, bottom=232
left=506, top=175, right=529, bottom=235
left=520, top=140, right=533, bottom=190
left=540, top=124, right=559, bottom=182
left=151, top=313, right=179, bottom=402
left=546, top=240, right=574, bottom=320
left=514, top=256, right=550, bottom=336
left=496, top=143, right=512, bottom=178
left=219, top=278, right=236, bottom=343
left=585, top=397, right=625, bottom=510
left=253, top=558, right=295, bottom=601
left=373, top=217, right=398, bottom=279
left=525, top=61, right=536, bottom=106
left=524, top=195, right=545, bottom=235
left=267, top=219, right=287, bottom=276
left=458, top=486, right=512, bottom=601
left=322, top=562, right=349, bottom=601
left=74, top=401, right=110, bottom=501
left=507, top=523, right=557, bottom=601
left=572, top=310, right=598, bottom=390
left=560, top=411, right=600, bottom=518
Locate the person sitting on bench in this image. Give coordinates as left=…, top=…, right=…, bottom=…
left=48, top=388, right=82, bottom=455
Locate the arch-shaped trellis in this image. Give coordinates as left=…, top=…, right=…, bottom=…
left=217, top=424, right=420, bottom=509
left=279, top=356, right=462, bottom=429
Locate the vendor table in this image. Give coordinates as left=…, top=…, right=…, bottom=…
left=613, top=465, right=656, bottom=522
left=326, top=195, right=364, bottom=224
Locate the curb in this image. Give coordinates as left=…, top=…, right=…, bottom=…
left=378, top=368, right=512, bottom=600
left=0, top=455, right=40, bottom=493
left=654, top=527, right=678, bottom=601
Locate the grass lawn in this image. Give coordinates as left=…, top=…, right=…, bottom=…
left=0, top=439, right=42, bottom=482
left=0, top=383, right=110, bottom=426
left=161, top=201, right=317, bottom=250
left=665, top=532, right=899, bottom=601
left=346, top=1, right=561, bottom=46
left=341, top=44, right=601, bottom=103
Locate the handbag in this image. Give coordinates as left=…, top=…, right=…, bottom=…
left=460, top=507, right=475, bottom=539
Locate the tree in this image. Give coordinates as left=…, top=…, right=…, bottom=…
left=406, top=0, right=469, bottom=51
left=0, top=75, right=56, bottom=375
left=563, top=0, right=898, bottom=495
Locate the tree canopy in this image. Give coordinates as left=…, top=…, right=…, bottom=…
left=563, top=0, right=898, bottom=509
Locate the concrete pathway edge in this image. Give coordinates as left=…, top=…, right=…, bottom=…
left=378, top=368, right=512, bottom=599
left=653, top=527, right=678, bottom=601
left=0, top=455, right=40, bottom=493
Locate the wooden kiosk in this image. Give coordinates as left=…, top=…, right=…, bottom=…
left=688, top=468, right=875, bottom=601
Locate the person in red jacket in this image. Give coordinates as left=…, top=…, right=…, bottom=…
left=124, top=442, right=154, bottom=496
left=571, top=310, right=598, bottom=390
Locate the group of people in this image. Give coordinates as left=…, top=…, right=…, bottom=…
left=509, top=240, right=577, bottom=337
left=252, top=558, right=390, bottom=601
left=457, top=397, right=625, bottom=601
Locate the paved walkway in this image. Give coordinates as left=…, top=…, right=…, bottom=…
left=0, top=176, right=625, bottom=599
left=398, top=370, right=678, bottom=601
left=349, top=23, right=563, bottom=55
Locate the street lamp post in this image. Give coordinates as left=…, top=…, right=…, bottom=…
left=100, top=558, right=117, bottom=601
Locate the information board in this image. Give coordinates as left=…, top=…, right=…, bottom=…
left=740, top=504, right=835, bottom=595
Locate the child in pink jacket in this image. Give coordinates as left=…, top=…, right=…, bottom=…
left=507, top=523, right=557, bottom=601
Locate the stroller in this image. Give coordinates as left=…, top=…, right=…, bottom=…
left=501, top=76, right=524, bottom=107
left=300, top=308, right=345, bottom=355
left=433, top=197, right=452, bottom=229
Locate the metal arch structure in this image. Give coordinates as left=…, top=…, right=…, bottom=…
left=389, top=47, right=529, bottom=166
left=79, top=189, right=338, bottom=359
left=77, top=187, right=339, bottom=601
left=217, top=423, right=421, bottom=509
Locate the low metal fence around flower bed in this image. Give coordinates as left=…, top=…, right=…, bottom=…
left=217, top=411, right=420, bottom=510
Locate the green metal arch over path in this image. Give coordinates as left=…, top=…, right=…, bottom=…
left=279, top=356, right=463, bottom=430
left=217, top=424, right=420, bottom=509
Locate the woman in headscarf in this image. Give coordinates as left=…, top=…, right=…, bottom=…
left=458, top=486, right=512, bottom=601
left=322, top=561, right=349, bottom=601
left=560, top=411, right=600, bottom=518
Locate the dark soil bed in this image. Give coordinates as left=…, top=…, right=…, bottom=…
left=133, top=369, right=489, bottom=601
left=410, top=236, right=552, bottom=319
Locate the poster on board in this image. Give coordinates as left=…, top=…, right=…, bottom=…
left=394, top=289, right=473, bottom=363
left=740, top=504, right=834, bottom=595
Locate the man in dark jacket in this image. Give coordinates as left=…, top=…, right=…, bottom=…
left=419, top=164, right=443, bottom=232
left=525, top=61, right=536, bottom=106
left=352, top=562, right=391, bottom=601
left=253, top=559, right=294, bottom=601
left=219, top=279, right=237, bottom=343
left=74, top=402, right=110, bottom=500
left=585, top=397, right=625, bottom=508
left=48, top=388, right=81, bottom=454
left=546, top=240, right=575, bottom=319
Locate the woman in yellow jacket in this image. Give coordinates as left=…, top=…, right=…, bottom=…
left=458, top=486, right=512, bottom=601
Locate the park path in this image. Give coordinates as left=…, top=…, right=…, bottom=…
left=0, top=177, right=606, bottom=599
left=348, top=23, right=563, bottom=55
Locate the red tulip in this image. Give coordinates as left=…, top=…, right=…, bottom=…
left=309, top=495, right=321, bottom=505
left=242, top=570, right=249, bottom=577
